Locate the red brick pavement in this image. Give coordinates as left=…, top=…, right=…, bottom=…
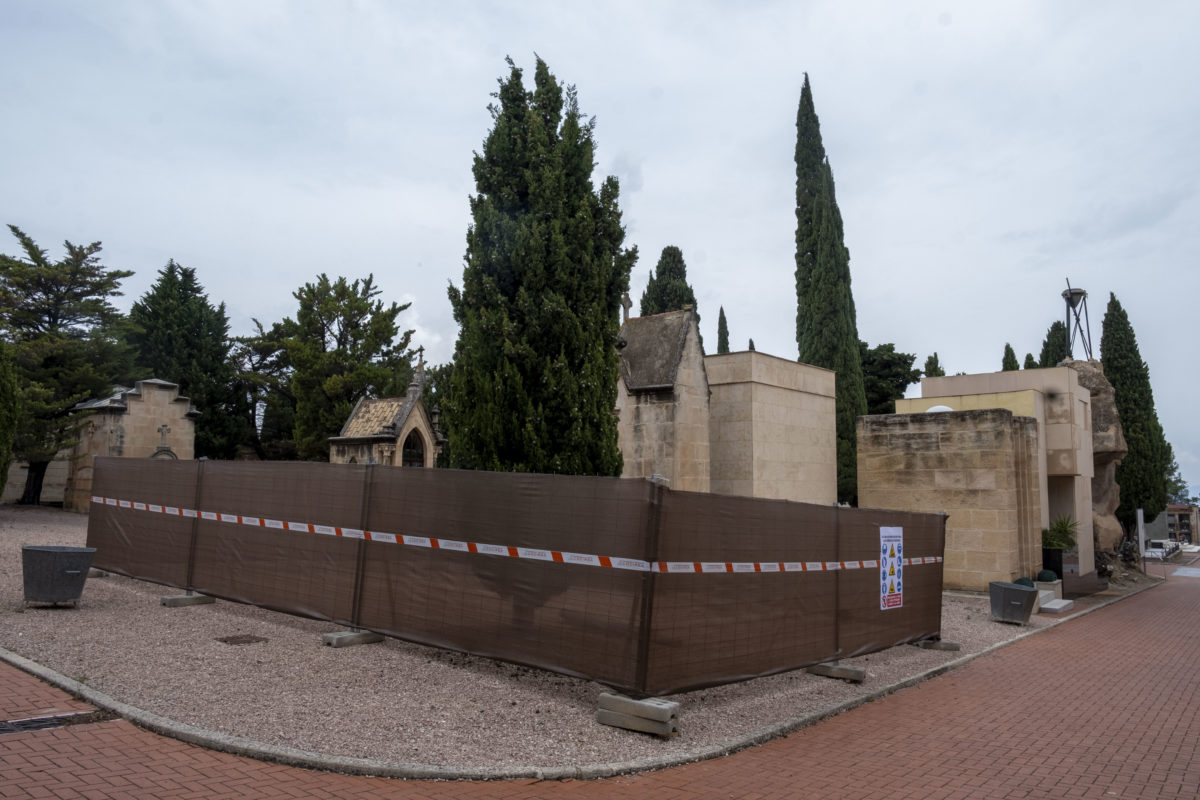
left=3, top=571, right=1199, bottom=799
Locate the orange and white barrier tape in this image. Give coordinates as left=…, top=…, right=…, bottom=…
left=91, top=495, right=942, bottom=574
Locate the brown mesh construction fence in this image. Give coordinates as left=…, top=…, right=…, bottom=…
left=87, top=457, right=945, bottom=696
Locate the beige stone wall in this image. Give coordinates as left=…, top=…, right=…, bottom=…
left=615, top=320, right=710, bottom=492
left=896, top=366, right=1096, bottom=576
left=858, top=410, right=1043, bottom=591
left=706, top=351, right=836, bottom=505
left=63, top=380, right=197, bottom=511
left=1, top=459, right=69, bottom=504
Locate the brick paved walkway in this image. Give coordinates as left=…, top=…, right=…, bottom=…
left=4, top=569, right=1199, bottom=799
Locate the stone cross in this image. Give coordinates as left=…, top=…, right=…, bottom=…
left=621, top=292, right=632, bottom=323
left=157, top=424, right=170, bottom=448
left=416, top=345, right=425, bottom=372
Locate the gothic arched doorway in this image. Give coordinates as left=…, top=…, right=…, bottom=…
left=401, top=431, right=425, bottom=467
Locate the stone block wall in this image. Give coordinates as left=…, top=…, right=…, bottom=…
left=707, top=352, right=836, bottom=505
left=858, top=409, right=1042, bottom=591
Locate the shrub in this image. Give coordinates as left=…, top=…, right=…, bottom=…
left=1041, top=516, right=1078, bottom=550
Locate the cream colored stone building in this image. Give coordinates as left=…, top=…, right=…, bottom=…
left=328, top=375, right=440, bottom=468
left=858, top=409, right=1042, bottom=591
left=614, top=308, right=836, bottom=504
left=57, top=379, right=197, bottom=511
left=859, top=366, right=1099, bottom=590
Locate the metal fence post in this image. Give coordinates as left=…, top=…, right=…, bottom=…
left=634, top=478, right=666, bottom=696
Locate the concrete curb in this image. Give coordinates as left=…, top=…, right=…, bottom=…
left=0, top=578, right=1162, bottom=782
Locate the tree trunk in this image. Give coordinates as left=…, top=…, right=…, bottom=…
left=19, top=460, right=49, bottom=505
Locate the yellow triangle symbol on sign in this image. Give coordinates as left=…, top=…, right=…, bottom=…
left=889, top=580, right=895, bottom=593
left=889, top=545, right=897, bottom=558
left=889, top=564, right=896, bottom=576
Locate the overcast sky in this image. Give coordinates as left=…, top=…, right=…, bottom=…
left=3, top=1, right=1197, bottom=487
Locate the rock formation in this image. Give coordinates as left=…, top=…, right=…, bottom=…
left=1065, top=359, right=1127, bottom=551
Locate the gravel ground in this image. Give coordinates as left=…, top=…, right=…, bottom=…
left=0, top=504, right=1153, bottom=773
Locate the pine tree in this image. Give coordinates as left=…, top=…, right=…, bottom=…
left=923, top=352, right=945, bottom=378
left=282, top=274, right=412, bottom=461
left=1039, top=320, right=1069, bottom=367
left=1002, top=343, right=1020, bottom=371
left=0, top=225, right=135, bottom=503
left=128, top=261, right=248, bottom=459
left=1101, top=293, right=1170, bottom=530
left=446, top=57, right=636, bottom=475
left=716, top=306, right=730, bottom=354
left=1024, top=352, right=1038, bottom=370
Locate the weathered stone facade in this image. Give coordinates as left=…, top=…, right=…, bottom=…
left=858, top=409, right=1042, bottom=591
left=63, top=379, right=199, bottom=511
left=1064, top=359, right=1127, bottom=551
left=614, top=309, right=836, bottom=503
left=896, top=366, right=1096, bottom=579
left=614, top=309, right=711, bottom=492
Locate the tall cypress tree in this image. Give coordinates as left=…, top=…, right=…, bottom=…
left=446, top=58, right=636, bottom=475
left=717, top=306, right=730, bottom=354
left=1039, top=320, right=1069, bottom=367
left=640, top=246, right=698, bottom=318
left=795, top=76, right=867, bottom=503
left=923, top=352, right=945, bottom=378
left=1023, top=352, right=1037, bottom=370
left=1101, top=293, right=1169, bottom=531
left=1002, top=343, right=1020, bottom=371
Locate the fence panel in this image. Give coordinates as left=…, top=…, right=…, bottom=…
left=85, top=459, right=946, bottom=697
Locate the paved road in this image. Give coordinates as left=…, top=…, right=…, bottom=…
left=4, top=568, right=1199, bottom=799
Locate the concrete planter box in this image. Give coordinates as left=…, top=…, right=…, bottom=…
left=22, top=545, right=96, bottom=607
left=1036, top=578, right=1062, bottom=600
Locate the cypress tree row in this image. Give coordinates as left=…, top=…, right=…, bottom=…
left=1002, top=343, right=1020, bottom=371
left=446, top=58, right=636, bottom=475
left=1100, top=293, right=1170, bottom=530
left=717, top=306, right=730, bottom=354
left=795, top=74, right=867, bottom=504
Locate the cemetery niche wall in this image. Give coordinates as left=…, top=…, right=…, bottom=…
left=86, top=457, right=946, bottom=697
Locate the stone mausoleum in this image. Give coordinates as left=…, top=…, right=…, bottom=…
left=328, top=370, right=440, bottom=468
left=0, top=378, right=200, bottom=511
left=860, top=365, right=1106, bottom=591
left=614, top=308, right=837, bottom=504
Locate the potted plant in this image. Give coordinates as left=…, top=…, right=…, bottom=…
left=1041, top=515, right=1078, bottom=580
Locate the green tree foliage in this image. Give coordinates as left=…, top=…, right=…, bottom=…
left=716, top=306, right=730, bottom=354
left=0, top=342, right=18, bottom=479
left=1100, top=293, right=1170, bottom=530
left=1038, top=320, right=1069, bottom=367
left=272, top=274, right=413, bottom=461
left=127, top=261, right=248, bottom=459
left=923, top=352, right=945, bottom=378
left=1002, top=343, right=1020, bottom=371
left=640, top=246, right=698, bottom=318
left=860, top=342, right=921, bottom=416
left=445, top=57, right=636, bottom=475
left=0, top=225, right=134, bottom=503
left=795, top=75, right=867, bottom=504
left=1024, top=352, right=1038, bottom=370
left=229, top=319, right=294, bottom=460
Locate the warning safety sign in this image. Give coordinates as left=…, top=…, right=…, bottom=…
left=880, top=526, right=903, bottom=610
